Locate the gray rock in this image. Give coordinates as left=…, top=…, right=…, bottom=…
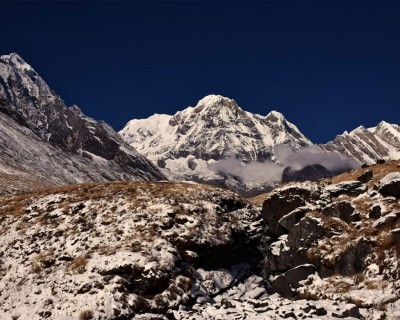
left=287, top=216, right=332, bottom=251
left=335, top=240, right=371, bottom=276
left=326, top=181, right=367, bottom=197
left=342, top=306, right=361, bottom=318
left=271, top=264, right=316, bottom=298
left=264, top=242, right=306, bottom=273
left=281, top=164, right=332, bottom=183
left=262, top=186, right=319, bottom=237
left=322, top=201, right=355, bottom=223
left=270, top=275, right=292, bottom=298
left=372, top=212, right=398, bottom=228
left=284, top=264, right=316, bottom=288
left=278, top=208, right=308, bottom=232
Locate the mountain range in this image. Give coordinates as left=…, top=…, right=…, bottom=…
left=120, top=94, right=400, bottom=194
left=1, top=53, right=400, bottom=195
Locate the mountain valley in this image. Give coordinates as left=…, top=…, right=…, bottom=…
left=0, top=53, right=400, bottom=320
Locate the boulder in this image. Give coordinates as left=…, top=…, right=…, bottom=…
left=342, top=306, right=362, bottom=318
left=369, top=205, right=381, bottom=219
left=322, top=201, right=355, bottom=223
left=270, top=275, right=292, bottom=298
left=357, top=170, right=373, bottom=183
left=284, top=264, right=316, bottom=288
left=379, top=180, right=400, bottom=199
left=278, top=207, right=308, bottom=232
left=264, top=236, right=306, bottom=273
left=372, top=212, right=398, bottom=229
left=335, top=240, right=371, bottom=276
left=287, top=215, right=333, bottom=251
left=325, top=181, right=367, bottom=197
left=270, top=264, right=316, bottom=298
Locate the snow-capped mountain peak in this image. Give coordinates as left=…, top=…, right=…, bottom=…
left=0, top=53, right=33, bottom=72
left=196, top=94, right=238, bottom=109
left=265, top=110, right=285, bottom=121
left=120, top=95, right=312, bottom=194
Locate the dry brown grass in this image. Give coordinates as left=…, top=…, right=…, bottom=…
left=30, top=251, right=53, bottom=274
left=78, top=309, right=94, bottom=320
left=365, top=280, right=388, bottom=290
left=331, top=159, right=400, bottom=187
left=67, top=256, right=88, bottom=274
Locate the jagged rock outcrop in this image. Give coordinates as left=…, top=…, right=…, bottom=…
left=260, top=161, right=400, bottom=319
left=261, top=184, right=322, bottom=237
left=0, top=53, right=165, bottom=193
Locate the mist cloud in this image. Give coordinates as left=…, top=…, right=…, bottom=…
left=274, top=145, right=360, bottom=173
left=208, top=156, right=283, bottom=183
left=208, top=145, right=360, bottom=183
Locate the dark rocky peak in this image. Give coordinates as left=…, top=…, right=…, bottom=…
left=0, top=53, right=165, bottom=182
left=281, top=164, right=333, bottom=183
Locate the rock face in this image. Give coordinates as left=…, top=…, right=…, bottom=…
left=379, top=180, right=400, bottom=198
left=281, top=164, right=333, bottom=183
left=120, top=94, right=312, bottom=195
left=260, top=162, right=400, bottom=316
left=322, top=201, right=356, bottom=223
left=261, top=184, right=321, bottom=237
left=320, top=122, right=400, bottom=164
left=0, top=53, right=164, bottom=194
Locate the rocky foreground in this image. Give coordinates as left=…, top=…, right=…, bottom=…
left=0, top=161, right=400, bottom=319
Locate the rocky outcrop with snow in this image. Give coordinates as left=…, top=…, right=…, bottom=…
left=261, top=160, right=400, bottom=319
left=321, top=121, right=400, bottom=165
left=120, top=94, right=312, bottom=195
left=0, top=53, right=164, bottom=194
left=0, top=180, right=366, bottom=320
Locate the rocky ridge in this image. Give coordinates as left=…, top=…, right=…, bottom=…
left=321, top=121, right=400, bottom=165
left=0, top=53, right=165, bottom=194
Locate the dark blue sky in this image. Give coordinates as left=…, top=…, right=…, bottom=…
left=2, top=1, right=400, bottom=143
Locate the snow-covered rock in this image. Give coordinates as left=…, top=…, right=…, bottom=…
left=0, top=181, right=262, bottom=320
